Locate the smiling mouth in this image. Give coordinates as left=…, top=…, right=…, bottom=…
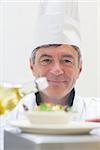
left=48, top=80, right=66, bottom=83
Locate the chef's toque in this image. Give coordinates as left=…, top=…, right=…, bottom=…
left=32, top=0, right=81, bottom=50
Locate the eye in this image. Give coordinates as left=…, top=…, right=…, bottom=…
left=40, top=59, right=52, bottom=65
left=62, top=59, right=73, bottom=64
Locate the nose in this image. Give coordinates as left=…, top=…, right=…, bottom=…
left=49, top=62, right=64, bottom=75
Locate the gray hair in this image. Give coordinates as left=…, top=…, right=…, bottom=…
left=30, top=44, right=82, bottom=64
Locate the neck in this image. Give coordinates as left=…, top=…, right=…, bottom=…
left=39, top=92, right=70, bottom=106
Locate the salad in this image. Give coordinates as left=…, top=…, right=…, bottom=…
left=23, top=102, right=74, bottom=112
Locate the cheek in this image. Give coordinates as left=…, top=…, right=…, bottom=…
left=64, top=68, right=75, bottom=76
left=64, top=69, right=80, bottom=82
left=33, top=66, right=49, bottom=77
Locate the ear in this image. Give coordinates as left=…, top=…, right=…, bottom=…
left=77, top=61, right=83, bottom=79
left=29, top=58, right=35, bottom=76
left=79, top=63, right=82, bottom=74
left=29, top=58, right=33, bottom=70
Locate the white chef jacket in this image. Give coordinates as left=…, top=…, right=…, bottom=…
left=0, top=91, right=100, bottom=150
left=4, top=92, right=100, bottom=122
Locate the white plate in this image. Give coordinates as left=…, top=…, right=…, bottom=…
left=24, top=111, right=77, bottom=124
left=7, top=120, right=100, bottom=135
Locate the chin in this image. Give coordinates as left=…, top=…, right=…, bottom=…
left=43, top=88, right=69, bottom=99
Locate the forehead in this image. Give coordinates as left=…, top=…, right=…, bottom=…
left=35, top=44, right=78, bottom=58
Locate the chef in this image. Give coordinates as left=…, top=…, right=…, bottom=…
left=4, top=0, right=100, bottom=121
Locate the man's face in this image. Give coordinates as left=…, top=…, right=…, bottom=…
left=30, top=44, right=82, bottom=99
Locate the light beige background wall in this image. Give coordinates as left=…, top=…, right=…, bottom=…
left=0, top=0, right=100, bottom=97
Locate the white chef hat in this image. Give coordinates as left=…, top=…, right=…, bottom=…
left=32, top=0, right=81, bottom=50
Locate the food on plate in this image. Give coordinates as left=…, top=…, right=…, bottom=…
left=23, top=102, right=78, bottom=124
left=34, top=103, right=74, bottom=112
left=23, top=102, right=74, bottom=112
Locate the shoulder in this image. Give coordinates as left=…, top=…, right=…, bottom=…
left=4, top=93, right=37, bottom=121
left=16, top=92, right=37, bottom=111
left=73, top=95, right=100, bottom=111
left=74, top=95, right=100, bottom=103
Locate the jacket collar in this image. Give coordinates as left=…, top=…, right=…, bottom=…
left=35, top=88, right=75, bottom=107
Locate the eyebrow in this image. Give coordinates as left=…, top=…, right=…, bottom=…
left=62, top=54, right=74, bottom=59
left=39, top=54, right=74, bottom=60
left=39, top=54, right=52, bottom=59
